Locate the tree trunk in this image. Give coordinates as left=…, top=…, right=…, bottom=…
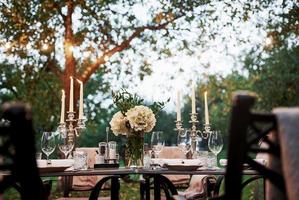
left=63, top=1, right=79, bottom=120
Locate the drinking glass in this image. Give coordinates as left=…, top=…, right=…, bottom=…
left=57, top=128, right=74, bottom=159
left=73, top=150, right=88, bottom=170
left=98, top=142, right=108, bottom=159
left=177, top=129, right=192, bottom=156
left=208, top=130, right=223, bottom=165
left=108, top=141, right=117, bottom=159
left=41, top=132, right=56, bottom=164
left=151, top=131, right=164, bottom=158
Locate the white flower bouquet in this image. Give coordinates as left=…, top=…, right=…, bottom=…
left=109, top=89, right=167, bottom=167
left=109, top=90, right=165, bottom=136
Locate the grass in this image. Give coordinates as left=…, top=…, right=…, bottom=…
left=3, top=178, right=140, bottom=200
left=4, top=176, right=264, bottom=200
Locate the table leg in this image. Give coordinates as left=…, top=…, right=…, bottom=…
left=146, top=176, right=150, bottom=200
left=63, top=176, right=71, bottom=197
left=140, top=176, right=150, bottom=200
left=263, top=177, right=266, bottom=200
left=111, top=176, right=120, bottom=200
left=154, top=175, right=161, bottom=200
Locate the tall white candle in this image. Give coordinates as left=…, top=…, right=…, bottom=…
left=204, top=91, right=209, bottom=125
left=191, top=81, right=196, bottom=114
left=176, top=90, right=181, bottom=121
left=77, top=79, right=84, bottom=119
left=60, top=90, right=65, bottom=123
left=69, top=76, right=74, bottom=112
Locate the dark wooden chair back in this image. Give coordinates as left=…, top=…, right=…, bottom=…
left=0, top=102, right=45, bottom=200
left=224, top=91, right=285, bottom=199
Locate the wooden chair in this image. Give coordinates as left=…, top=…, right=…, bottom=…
left=216, top=91, right=285, bottom=199
left=0, top=102, right=46, bottom=200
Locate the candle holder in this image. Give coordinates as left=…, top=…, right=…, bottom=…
left=76, top=117, right=87, bottom=137
left=66, top=111, right=76, bottom=143
left=189, top=113, right=202, bottom=154
left=57, top=111, right=86, bottom=147
left=174, top=120, right=184, bottom=136
left=202, top=123, right=211, bottom=139
left=57, top=122, right=67, bottom=135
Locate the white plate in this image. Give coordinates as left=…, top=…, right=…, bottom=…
left=164, top=164, right=202, bottom=171
left=37, top=159, right=74, bottom=173
left=219, top=159, right=266, bottom=166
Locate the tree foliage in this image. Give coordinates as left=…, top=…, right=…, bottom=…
left=0, top=0, right=212, bottom=144
left=0, top=0, right=298, bottom=150
left=244, top=46, right=299, bottom=111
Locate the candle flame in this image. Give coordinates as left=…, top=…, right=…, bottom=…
left=62, top=90, right=65, bottom=96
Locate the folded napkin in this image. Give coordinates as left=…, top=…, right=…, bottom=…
left=155, top=147, right=191, bottom=186
left=151, top=158, right=202, bottom=186
left=176, top=175, right=216, bottom=199
left=266, top=108, right=299, bottom=200
left=158, top=146, right=185, bottom=159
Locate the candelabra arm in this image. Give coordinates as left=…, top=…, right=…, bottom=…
left=201, top=124, right=211, bottom=139
left=189, top=113, right=200, bottom=156
left=174, top=120, right=184, bottom=136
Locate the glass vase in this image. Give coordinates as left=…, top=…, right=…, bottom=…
left=125, top=131, right=144, bottom=168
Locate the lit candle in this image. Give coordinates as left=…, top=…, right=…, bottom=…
left=69, top=76, right=74, bottom=112
left=191, top=81, right=196, bottom=114
left=176, top=90, right=181, bottom=121
left=77, top=79, right=84, bottom=119
left=204, top=91, right=209, bottom=125
left=60, top=90, right=65, bottom=123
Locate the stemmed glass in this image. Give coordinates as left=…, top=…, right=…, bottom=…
left=177, top=129, right=192, bottom=157
left=151, top=131, right=165, bottom=158
left=57, top=128, right=74, bottom=159
left=41, top=132, right=56, bottom=164
left=208, top=130, right=223, bottom=166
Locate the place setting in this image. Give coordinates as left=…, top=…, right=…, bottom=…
left=37, top=131, right=74, bottom=173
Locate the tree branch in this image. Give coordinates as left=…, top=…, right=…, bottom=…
left=45, top=60, right=63, bottom=80
left=53, top=2, right=66, bottom=22
left=79, top=14, right=184, bottom=83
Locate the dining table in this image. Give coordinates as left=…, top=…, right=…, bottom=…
left=38, top=164, right=262, bottom=200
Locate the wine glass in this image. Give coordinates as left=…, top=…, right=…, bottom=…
left=177, top=129, right=192, bottom=157
left=57, top=128, right=74, bottom=159
left=151, top=131, right=165, bottom=158
left=41, top=132, right=56, bottom=164
left=208, top=131, right=223, bottom=166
